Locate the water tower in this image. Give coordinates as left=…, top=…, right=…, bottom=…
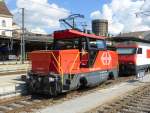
left=92, top=19, right=108, bottom=36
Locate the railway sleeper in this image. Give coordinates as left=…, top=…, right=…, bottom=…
left=95, top=110, right=105, bottom=113
left=134, top=101, right=150, bottom=106
left=139, top=96, right=150, bottom=100
left=102, top=95, right=150, bottom=112
left=0, top=105, right=13, bottom=111
left=131, top=99, right=150, bottom=105
left=127, top=102, right=149, bottom=108
left=133, top=100, right=150, bottom=105
left=122, top=105, right=150, bottom=113
left=96, top=109, right=110, bottom=113
left=105, top=100, right=135, bottom=112
left=120, top=108, right=144, bottom=113
left=6, top=103, right=23, bottom=109
left=16, top=100, right=32, bottom=105
left=136, top=104, right=150, bottom=109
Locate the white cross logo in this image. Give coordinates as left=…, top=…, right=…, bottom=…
left=101, top=52, right=112, bottom=65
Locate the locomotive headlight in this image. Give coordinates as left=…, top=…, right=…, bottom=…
left=49, top=77, right=55, bottom=82
left=26, top=75, right=30, bottom=79
left=129, top=62, right=133, bottom=64
left=38, top=77, right=42, bottom=82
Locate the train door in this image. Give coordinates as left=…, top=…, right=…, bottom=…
left=79, top=37, right=106, bottom=68
left=80, top=38, right=89, bottom=68
left=88, top=38, right=107, bottom=68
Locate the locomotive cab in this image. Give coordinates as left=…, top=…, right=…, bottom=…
left=53, top=34, right=106, bottom=68
left=27, top=29, right=118, bottom=96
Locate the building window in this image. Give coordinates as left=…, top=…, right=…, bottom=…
left=2, top=20, right=6, bottom=27
left=2, top=31, right=5, bottom=36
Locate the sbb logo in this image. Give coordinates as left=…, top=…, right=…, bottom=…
left=101, top=52, right=112, bottom=65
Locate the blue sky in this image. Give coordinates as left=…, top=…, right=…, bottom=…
left=48, top=0, right=110, bottom=19
left=5, top=0, right=111, bottom=33
left=6, top=0, right=110, bottom=19
left=5, top=0, right=150, bottom=34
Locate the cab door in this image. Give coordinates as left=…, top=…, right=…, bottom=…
left=88, top=38, right=107, bottom=68
left=80, top=38, right=89, bottom=68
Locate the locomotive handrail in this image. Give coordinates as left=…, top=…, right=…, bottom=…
left=69, top=52, right=80, bottom=75
left=50, top=51, right=90, bottom=83
left=51, top=52, right=64, bottom=83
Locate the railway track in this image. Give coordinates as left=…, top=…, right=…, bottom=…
left=86, top=83, right=150, bottom=113
left=0, top=76, right=135, bottom=113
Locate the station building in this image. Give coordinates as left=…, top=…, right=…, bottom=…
left=117, top=30, right=150, bottom=40
left=0, top=0, right=53, bottom=61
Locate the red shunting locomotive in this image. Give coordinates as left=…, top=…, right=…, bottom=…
left=26, top=29, right=118, bottom=96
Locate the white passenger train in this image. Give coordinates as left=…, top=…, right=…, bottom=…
left=112, top=37, right=150, bottom=76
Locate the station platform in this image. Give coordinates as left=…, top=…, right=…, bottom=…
left=0, top=61, right=29, bottom=65
left=0, top=74, right=26, bottom=99
left=39, top=75, right=150, bottom=113
left=0, top=62, right=30, bottom=74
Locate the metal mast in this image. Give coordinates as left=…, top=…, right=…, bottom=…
left=21, top=8, right=25, bottom=64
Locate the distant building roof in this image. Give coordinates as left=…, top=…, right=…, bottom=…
left=108, top=36, right=150, bottom=44
left=0, top=33, right=53, bottom=43
left=117, top=30, right=150, bottom=40
left=0, top=0, right=12, bottom=17
left=25, top=32, right=53, bottom=42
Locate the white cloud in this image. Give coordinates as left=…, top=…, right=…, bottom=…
left=90, top=0, right=150, bottom=35
left=12, top=0, right=70, bottom=34
left=90, top=10, right=102, bottom=19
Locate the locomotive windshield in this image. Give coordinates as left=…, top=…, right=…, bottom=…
left=89, top=38, right=106, bottom=50
left=54, top=38, right=106, bottom=50
left=54, top=38, right=79, bottom=50
left=117, top=48, right=136, bottom=55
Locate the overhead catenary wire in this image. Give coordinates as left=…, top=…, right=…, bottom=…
left=135, top=0, right=150, bottom=17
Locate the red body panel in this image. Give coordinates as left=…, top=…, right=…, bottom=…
left=29, top=29, right=118, bottom=76
left=30, top=51, right=53, bottom=75
left=118, top=55, right=136, bottom=64
left=59, top=50, right=80, bottom=74
left=117, top=44, right=138, bottom=48
left=117, top=44, right=137, bottom=65
left=147, top=49, right=150, bottom=58
left=30, top=50, right=118, bottom=76
left=30, top=50, right=80, bottom=75
left=107, top=51, right=119, bottom=70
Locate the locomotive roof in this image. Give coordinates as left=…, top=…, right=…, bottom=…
left=54, top=29, right=106, bottom=39
left=108, top=36, right=150, bottom=44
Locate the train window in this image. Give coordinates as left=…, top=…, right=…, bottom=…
left=107, top=46, right=116, bottom=51
left=137, top=48, right=142, bottom=54
left=80, top=38, right=88, bottom=50
left=117, top=48, right=136, bottom=54
left=2, top=20, right=6, bottom=27
left=97, top=40, right=106, bottom=49
left=89, top=38, right=106, bottom=50
left=54, top=38, right=79, bottom=50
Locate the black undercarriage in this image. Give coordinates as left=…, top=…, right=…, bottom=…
left=119, top=64, right=150, bottom=76
left=26, top=69, right=118, bottom=96
left=26, top=73, right=62, bottom=96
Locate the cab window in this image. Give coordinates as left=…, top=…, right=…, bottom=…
left=117, top=48, right=136, bottom=55
left=137, top=48, right=142, bottom=54
left=54, top=38, right=79, bottom=50
left=89, top=38, right=106, bottom=50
